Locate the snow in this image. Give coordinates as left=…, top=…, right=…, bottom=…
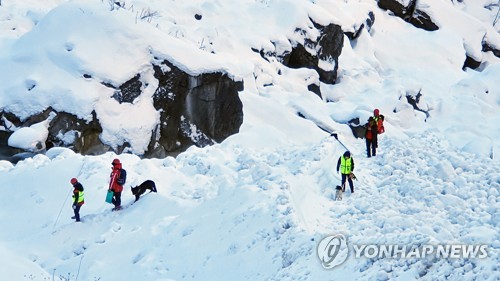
left=0, top=0, right=499, bottom=280
left=8, top=120, right=49, bottom=151
left=418, top=0, right=488, bottom=61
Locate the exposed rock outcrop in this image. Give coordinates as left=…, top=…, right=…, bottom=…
left=251, top=20, right=345, bottom=98
left=405, top=90, right=430, bottom=119
left=463, top=55, right=481, bottom=70
left=345, top=11, right=375, bottom=40
left=482, top=42, right=500, bottom=58
left=377, top=0, right=439, bottom=31
left=347, top=117, right=367, bottom=139
left=377, top=0, right=498, bottom=70
left=0, top=59, right=244, bottom=160
left=150, top=60, right=244, bottom=157
left=112, top=74, right=142, bottom=104
left=48, top=110, right=109, bottom=155
left=283, top=21, right=344, bottom=85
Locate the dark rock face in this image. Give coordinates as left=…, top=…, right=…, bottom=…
left=1, top=108, right=53, bottom=153
left=185, top=73, right=244, bottom=142
left=112, top=74, right=142, bottom=103
left=249, top=20, right=346, bottom=97
left=284, top=44, right=318, bottom=73
left=152, top=61, right=189, bottom=154
left=345, top=24, right=365, bottom=41
left=151, top=60, right=243, bottom=157
left=463, top=55, right=481, bottom=70
left=0, top=59, right=244, bottom=161
left=378, top=0, right=438, bottom=31
left=366, top=11, right=375, bottom=30
left=307, top=84, right=321, bottom=98
left=482, top=42, right=500, bottom=58
left=405, top=90, right=430, bottom=119
left=0, top=131, right=23, bottom=162
left=315, top=23, right=344, bottom=84
left=345, top=11, right=375, bottom=40
left=47, top=110, right=110, bottom=155
left=409, top=8, right=439, bottom=31
left=3, top=107, right=52, bottom=128
left=0, top=110, right=50, bottom=162
left=0, top=107, right=112, bottom=156
left=378, top=0, right=406, bottom=18
left=283, top=22, right=344, bottom=85
left=347, top=118, right=367, bottom=139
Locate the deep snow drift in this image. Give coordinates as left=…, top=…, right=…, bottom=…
left=0, top=0, right=499, bottom=280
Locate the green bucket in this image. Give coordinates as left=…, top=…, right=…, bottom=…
left=105, top=190, right=114, bottom=204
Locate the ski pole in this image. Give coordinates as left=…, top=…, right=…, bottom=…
left=330, top=133, right=350, bottom=151
left=75, top=252, right=84, bottom=281
left=52, top=186, right=73, bottom=234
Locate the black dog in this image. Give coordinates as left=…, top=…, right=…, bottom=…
left=131, top=180, right=157, bottom=201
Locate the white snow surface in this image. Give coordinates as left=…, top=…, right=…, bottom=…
left=0, top=0, right=499, bottom=280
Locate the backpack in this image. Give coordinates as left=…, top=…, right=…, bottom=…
left=117, top=168, right=127, bottom=185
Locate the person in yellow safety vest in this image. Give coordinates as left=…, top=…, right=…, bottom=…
left=336, top=151, right=355, bottom=193
left=70, top=178, right=85, bottom=222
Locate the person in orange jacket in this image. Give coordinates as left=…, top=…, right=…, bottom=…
left=109, top=158, right=126, bottom=211
left=70, top=178, right=84, bottom=222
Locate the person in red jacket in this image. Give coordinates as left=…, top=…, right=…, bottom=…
left=109, top=158, right=125, bottom=211
left=70, top=178, right=84, bottom=222
left=365, top=117, right=378, bottom=157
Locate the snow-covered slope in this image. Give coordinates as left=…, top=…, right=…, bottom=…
left=0, top=0, right=499, bottom=280
left=0, top=130, right=498, bottom=280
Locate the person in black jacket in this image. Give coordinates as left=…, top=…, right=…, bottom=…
left=365, top=117, right=378, bottom=157
left=70, top=178, right=84, bottom=222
